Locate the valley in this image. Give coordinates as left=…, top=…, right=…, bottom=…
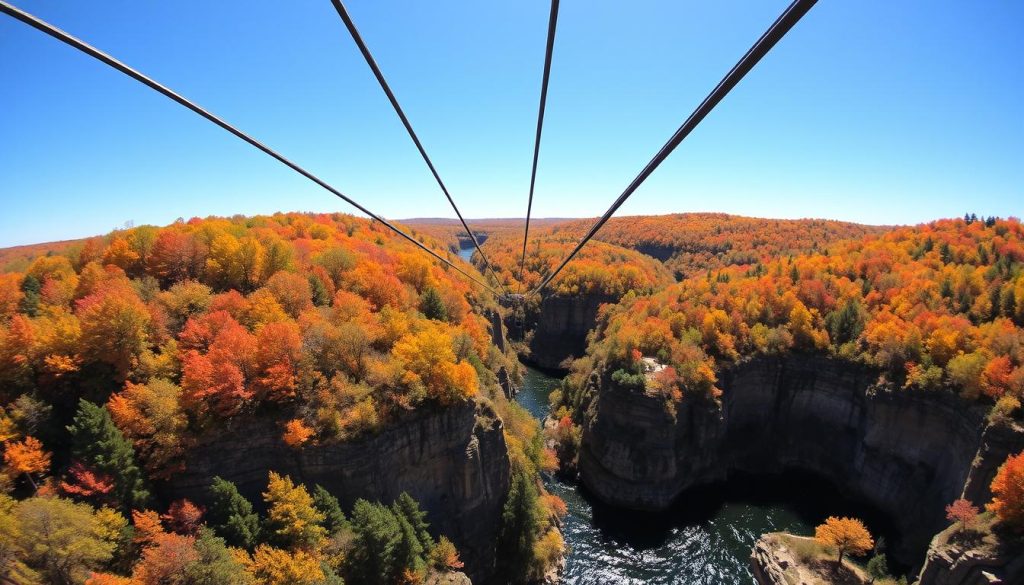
left=1, top=212, right=1022, bottom=584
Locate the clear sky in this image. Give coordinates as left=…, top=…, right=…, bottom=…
left=1, top=0, right=1021, bottom=248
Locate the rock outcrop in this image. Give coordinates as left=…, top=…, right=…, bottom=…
left=915, top=522, right=1024, bottom=585
left=751, top=533, right=875, bottom=585
left=750, top=534, right=794, bottom=585
left=528, top=293, right=616, bottom=371
left=578, top=354, right=1022, bottom=564
left=168, top=398, right=510, bottom=583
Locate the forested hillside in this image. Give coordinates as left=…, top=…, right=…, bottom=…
left=557, top=216, right=1024, bottom=414
left=0, top=213, right=565, bottom=584
left=552, top=213, right=891, bottom=278
left=476, top=230, right=673, bottom=298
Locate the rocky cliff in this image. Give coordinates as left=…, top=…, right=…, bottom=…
left=168, top=398, right=510, bottom=583
left=916, top=530, right=1024, bottom=585
left=528, top=293, right=616, bottom=371
left=578, top=354, right=1021, bottom=564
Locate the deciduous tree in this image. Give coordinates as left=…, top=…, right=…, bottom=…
left=2, top=435, right=50, bottom=490
left=988, top=450, right=1024, bottom=531
left=262, top=472, right=326, bottom=551
left=945, top=498, right=979, bottom=533
left=815, top=516, right=874, bottom=571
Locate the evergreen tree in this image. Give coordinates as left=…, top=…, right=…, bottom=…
left=496, top=469, right=542, bottom=581
left=825, top=298, right=866, bottom=345
left=866, top=553, right=889, bottom=582
left=312, top=484, right=347, bottom=534
left=208, top=476, right=261, bottom=550
left=308, top=274, right=331, bottom=307
left=18, top=275, right=40, bottom=317
left=940, top=242, right=953, bottom=264
left=393, top=505, right=426, bottom=575
left=184, top=528, right=254, bottom=585
left=392, top=492, right=432, bottom=550
left=66, top=399, right=149, bottom=509
left=348, top=499, right=403, bottom=583
left=419, top=286, right=448, bottom=322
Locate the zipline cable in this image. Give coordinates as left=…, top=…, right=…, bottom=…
left=517, top=0, right=560, bottom=296
left=329, top=0, right=509, bottom=295
left=529, top=0, right=817, bottom=297
left=0, top=0, right=503, bottom=298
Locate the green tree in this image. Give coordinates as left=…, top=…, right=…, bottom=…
left=497, top=468, right=542, bottom=581
left=312, top=485, right=347, bottom=535
left=825, top=298, right=866, bottom=346
left=309, top=274, right=331, bottom=307
left=392, top=492, right=432, bottom=551
left=419, top=286, right=448, bottom=322
left=66, top=399, right=149, bottom=509
left=18, top=274, right=40, bottom=317
left=183, top=528, right=254, bottom=585
left=208, top=476, right=261, bottom=550
left=347, top=499, right=403, bottom=584
left=866, top=553, right=889, bottom=582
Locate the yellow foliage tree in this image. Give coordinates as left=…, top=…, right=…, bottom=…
left=814, top=516, right=874, bottom=571
left=243, top=544, right=324, bottom=585
left=262, top=472, right=326, bottom=551
left=393, top=325, right=479, bottom=405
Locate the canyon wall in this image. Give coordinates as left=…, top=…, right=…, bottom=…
left=168, top=398, right=510, bottom=582
left=578, top=354, right=1022, bottom=562
left=528, top=293, right=616, bottom=371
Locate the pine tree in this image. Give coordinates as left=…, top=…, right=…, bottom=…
left=66, top=399, right=149, bottom=509
left=308, top=274, right=331, bottom=307
left=311, top=485, right=347, bottom=534
left=184, top=528, right=253, bottom=585
left=18, top=275, right=40, bottom=317
left=348, top=499, right=403, bottom=583
left=496, top=469, right=542, bottom=580
left=867, top=553, right=889, bottom=582
left=419, top=286, right=448, bottom=322
left=392, top=492, right=432, bottom=550
left=825, top=298, right=866, bottom=345
left=207, top=476, right=261, bottom=550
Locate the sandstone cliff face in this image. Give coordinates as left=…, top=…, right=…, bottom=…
left=528, top=294, right=615, bottom=371
left=578, top=354, right=1019, bottom=563
left=168, top=398, right=510, bottom=582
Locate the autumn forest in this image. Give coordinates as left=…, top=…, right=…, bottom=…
left=1, top=211, right=1023, bottom=584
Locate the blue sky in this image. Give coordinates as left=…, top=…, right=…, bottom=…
left=1, top=0, right=1021, bottom=248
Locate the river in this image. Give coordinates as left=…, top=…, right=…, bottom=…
left=515, top=366, right=895, bottom=585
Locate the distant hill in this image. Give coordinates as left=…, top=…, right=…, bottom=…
left=550, top=213, right=894, bottom=278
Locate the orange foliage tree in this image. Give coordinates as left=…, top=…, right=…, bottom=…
left=988, top=450, right=1024, bottom=531
left=814, top=516, right=874, bottom=570
left=3, top=435, right=50, bottom=489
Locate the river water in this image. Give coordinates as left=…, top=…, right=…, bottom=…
left=515, top=366, right=889, bottom=585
